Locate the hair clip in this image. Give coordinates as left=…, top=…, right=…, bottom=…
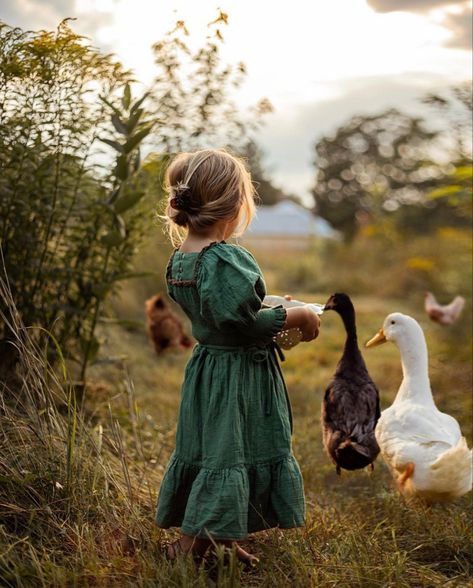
left=174, top=181, right=190, bottom=195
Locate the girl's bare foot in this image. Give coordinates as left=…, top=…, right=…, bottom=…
left=234, top=543, right=260, bottom=566
left=166, top=534, right=210, bottom=561
left=217, top=540, right=260, bottom=566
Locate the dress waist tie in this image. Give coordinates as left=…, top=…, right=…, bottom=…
left=194, top=341, right=292, bottom=429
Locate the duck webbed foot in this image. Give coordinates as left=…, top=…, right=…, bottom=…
left=398, top=462, right=415, bottom=487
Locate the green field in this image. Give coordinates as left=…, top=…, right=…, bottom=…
left=1, top=236, right=472, bottom=587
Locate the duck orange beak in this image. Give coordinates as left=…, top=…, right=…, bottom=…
left=365, top=328, right=387, bottom=348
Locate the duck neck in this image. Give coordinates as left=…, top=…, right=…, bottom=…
left=395, top=330, right=434, bottom=406
left=339, top=306, right=362, bottom=362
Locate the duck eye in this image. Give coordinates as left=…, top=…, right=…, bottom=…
left=391, top=320, right=395, bottom=325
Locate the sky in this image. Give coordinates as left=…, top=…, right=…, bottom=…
left=1, top=0, right=471, bottom=202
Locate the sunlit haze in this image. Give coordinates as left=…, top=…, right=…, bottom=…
left=2, top=0, right=471, bottom=200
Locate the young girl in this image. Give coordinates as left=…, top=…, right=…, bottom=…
left=156, top=148, right=320, bottom=565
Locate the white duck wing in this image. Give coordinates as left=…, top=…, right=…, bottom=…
left=375, top=403, right=462, bottom=467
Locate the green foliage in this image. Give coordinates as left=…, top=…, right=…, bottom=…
left=0, top=13, right=273, bottom=379
left=427, top=163, right=473, bottom=221
left=0, top=22, right=160, bottom=378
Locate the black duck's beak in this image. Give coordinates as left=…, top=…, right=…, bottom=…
left=365, top=328, right=387, bottom=348
left=323, top=296, right=335, bottom=311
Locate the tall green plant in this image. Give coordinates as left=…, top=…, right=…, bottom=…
left=0, top=21, right=158, bottom=379
left=76, top=83, right=158, bottom=381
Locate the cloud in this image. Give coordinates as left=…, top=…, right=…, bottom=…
left=0, top=0, right=113, bottom=41
left=366, top=0, right=466, bottom=13
left=443, top=5, right=473, bottom=48
left=366, top=0, right=472, bottom=51
left=0, top=0, right=73, bottom=29
left=256, top=73, right=461, bottom=202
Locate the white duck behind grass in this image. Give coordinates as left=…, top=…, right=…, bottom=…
left=366, top=312, right=472, bottom=503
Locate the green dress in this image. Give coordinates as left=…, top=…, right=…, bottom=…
left=155, top=242, right=305, bottom=540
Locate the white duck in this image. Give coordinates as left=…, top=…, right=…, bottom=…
left=366, top=313, right=472, bottom=502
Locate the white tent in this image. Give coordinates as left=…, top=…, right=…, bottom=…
left=247, top=200, right=338, bottom=239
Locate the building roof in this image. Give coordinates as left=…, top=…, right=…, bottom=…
left=247, top=200, right=338, bottom=238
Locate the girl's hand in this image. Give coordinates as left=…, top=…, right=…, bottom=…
left=299, top=308, right=320, bottom=342
left=284, top=307, right=320, bottom=342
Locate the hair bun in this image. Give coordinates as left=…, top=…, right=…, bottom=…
left=170, top=182, right=195, bottom=212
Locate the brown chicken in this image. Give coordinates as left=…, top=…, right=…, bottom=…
left=145, top=294, right=193, bottom=354
left=424, top=291, right=465, bottom=326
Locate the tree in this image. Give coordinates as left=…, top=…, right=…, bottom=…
left=240, top=140, right=297, bottom=205
left=148, top=13, right=272, bottom=154
left=311, top=109, right=441, bottom=241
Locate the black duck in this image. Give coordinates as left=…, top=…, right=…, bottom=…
left=322, top=293, right=380, bottom=474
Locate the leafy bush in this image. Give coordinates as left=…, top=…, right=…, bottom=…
left=0, top=22, right=162, bottom=379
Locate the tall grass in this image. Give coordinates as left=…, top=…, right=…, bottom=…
left=0, top=273, right=160, bottom=586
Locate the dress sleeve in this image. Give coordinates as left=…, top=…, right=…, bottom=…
left=197, top=245, right=287, bottom=341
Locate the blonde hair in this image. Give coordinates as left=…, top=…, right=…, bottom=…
left=163, top=148, right=256, bottom=246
